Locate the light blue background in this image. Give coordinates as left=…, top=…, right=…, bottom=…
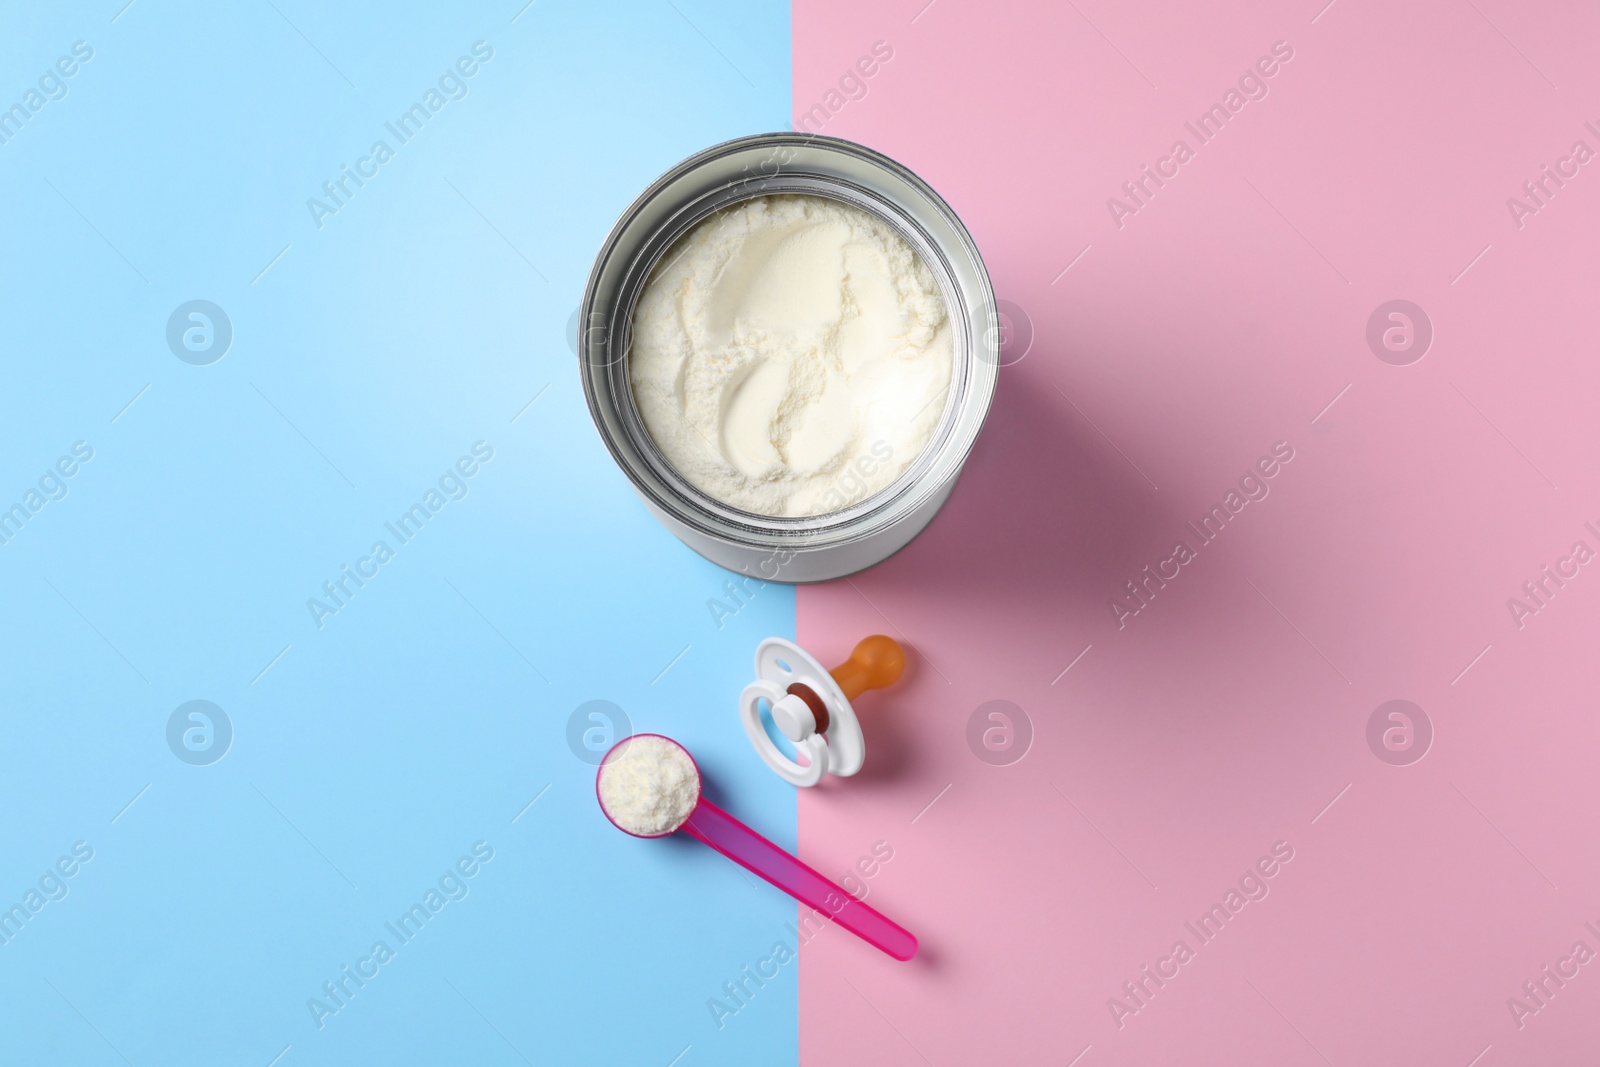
left=0, top=2, right=795, bottom=1063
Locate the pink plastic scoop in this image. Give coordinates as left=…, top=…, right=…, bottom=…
left=597, top=734, right=917, bottom=961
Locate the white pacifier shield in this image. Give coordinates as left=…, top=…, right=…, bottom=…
left=740, top=679, right=825, bottom=787
left=739, top=637, right=866, bottom=787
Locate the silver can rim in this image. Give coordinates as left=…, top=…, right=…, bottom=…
left=578, top=132, right=998, bottom=558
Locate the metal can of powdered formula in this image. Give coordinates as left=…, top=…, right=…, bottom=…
left=578, top=133, right=997, bottom=583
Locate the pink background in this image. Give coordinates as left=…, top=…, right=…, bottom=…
left=794, top=1, right=1600, bottom=1063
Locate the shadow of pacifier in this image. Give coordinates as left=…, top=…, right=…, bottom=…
left=740, top=635, right=905, bottom=787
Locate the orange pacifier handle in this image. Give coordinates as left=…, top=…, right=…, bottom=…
left=828, top=635, right=905, bottom=702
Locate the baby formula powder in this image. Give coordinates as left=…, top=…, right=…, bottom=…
left=597, top=735, right=700, bottom=836
left=628, top=194, right=952, bottom=517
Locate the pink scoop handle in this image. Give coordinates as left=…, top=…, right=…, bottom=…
left=683, top=797, right=917, bottom=961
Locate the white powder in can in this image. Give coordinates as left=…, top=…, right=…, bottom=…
left=629, top=194, right=953, bottom=517
left=597, top=735, right=700, bottom=836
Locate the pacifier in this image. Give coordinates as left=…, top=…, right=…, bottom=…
left=739, top=635, right=904, bottom=786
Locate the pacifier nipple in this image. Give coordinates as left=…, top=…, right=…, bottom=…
left=829, top=635, right=905, bottom=701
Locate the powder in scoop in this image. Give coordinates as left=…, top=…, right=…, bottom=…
left=629, top=194, right=953, bottom=517
left=597, top=735, right=700, bottom=836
